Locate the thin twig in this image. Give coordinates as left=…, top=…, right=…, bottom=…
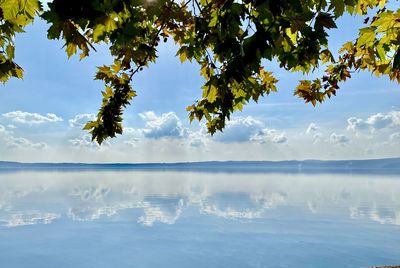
left=129, top=1, right=192, bottom=81
left=128, top=24, right=165, bottom=80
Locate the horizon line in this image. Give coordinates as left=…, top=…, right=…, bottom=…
left=1, top=156, right=400, bottom=165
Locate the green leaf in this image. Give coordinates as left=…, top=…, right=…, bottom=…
left=393, top=48, right=400, bottom=70
left=376, top=44, right=386, bottom=60
left=209, top=10, right=218, bottom=27
left=6, top=44, right=14, bottom=59
left=329, top=0, right=345, bottom=17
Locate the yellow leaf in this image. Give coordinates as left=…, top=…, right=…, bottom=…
left=179, top=50, right=187, bottom=63
left=66, top=43, right=77, bottom=58
left=285, top=28, right=297, bottom=44
left=311, top=99, right=316, bottom=106
left=357, top=27, right=376, bottom=47
left=205, top=84, right=218, bottom=103
left=339, top=41, right=354, bottom=54
left=111, top=61, right=121, bottom=73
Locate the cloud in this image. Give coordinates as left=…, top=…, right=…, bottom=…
left=312, top=132, right=323, bottom=144
left=124, top=138, right=140, bottom=148
left=69, top=135, right=104, bottom=149
left=347, top=117, right=369, bottom=132
left=367, top=112, right=399, bottom=129
left=186, top=123, right=210, bottom=148
left=0, top=124, right=47, bottom=150
left=123, top=127, right=142, bottom=136
left=69, top=113, right=96, bottom=128
left=250, top=128, right=288, bottom=144
left=347, top=111, right=400, bottom=132
left=140, top=111, right=186, bottom=139
left=390, top=132, right=400, bottom=141
left=306, top=123, right=318, bottom=134
left=189, top=137, right=205, bottom=148
left=6, top=137, right=47, bottom=149
left=214, top=116, right=287, bottom=144
left=0, top=124, right=6, bottom=134
left=329, top=133, right=349, bottom=145
left=2, top=111, right=62, bottom=124
left=214, top=116, right=263, bottom=143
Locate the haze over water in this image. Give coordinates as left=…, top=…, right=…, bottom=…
left=0, top=170, right=399, bottom=267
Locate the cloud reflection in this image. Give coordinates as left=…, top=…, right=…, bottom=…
left=1, top=212, right=60, bottom=227
left=0, top=171, right=399, bottom=228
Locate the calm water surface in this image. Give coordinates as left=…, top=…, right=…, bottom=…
left=0, top=171, right=399, bottom=267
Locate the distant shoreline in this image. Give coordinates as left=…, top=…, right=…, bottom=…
left=0, top=158, right=399, bottom=174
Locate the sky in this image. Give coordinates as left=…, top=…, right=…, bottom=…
left=0, top=13, right=399, bottom=163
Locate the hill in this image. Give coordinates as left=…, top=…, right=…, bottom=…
left=0, top=158, right=399, bottom=174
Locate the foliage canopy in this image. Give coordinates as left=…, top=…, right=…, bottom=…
left=0, top=0, right=399, bottom=144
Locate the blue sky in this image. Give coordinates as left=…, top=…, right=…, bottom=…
left=0, top=14, right=399, bottom=163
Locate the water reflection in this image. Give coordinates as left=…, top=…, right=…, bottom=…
left=0, top=171, right=399, bottom=228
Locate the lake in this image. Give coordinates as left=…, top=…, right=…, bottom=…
left=0, top=170, right=399, bottom=267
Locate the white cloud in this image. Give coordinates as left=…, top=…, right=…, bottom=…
left=214, top=116, right=263, bottom=143
left=0, top=124, right=47, bottom=152
left=347, top=117, right=369, bottom=132
left=6, top=137, right=47, bottom=149
left=0, top=124, right=6, bottom=134
left=124, top=138, right=140, bottom=148
left=250, top=128, right=288, bottom=144
left=187, top=123, right=210, bottom=148
left=312, top=133, right=323, bottom=144
left=215, top=117, right=287, bottom=144
left=330, top=133, right=349, bottom=145
left=123, top=127, right=142, bottom=136
left=306, top=123, right=318, bottom=134
left=69, top=135, right=104, bottom=149
left=367, top=112, right=399, bottom=129
left=69, top=113, right=96, bottom=128
left=2, top=111, right=63, bottom=124
left=347, top=111, right=400, bottom=132
left=140, top=111, right=186, bottom=139
left=189, top=137, right=205, bottom=148
left=390, top=132, right=400, bottom=141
